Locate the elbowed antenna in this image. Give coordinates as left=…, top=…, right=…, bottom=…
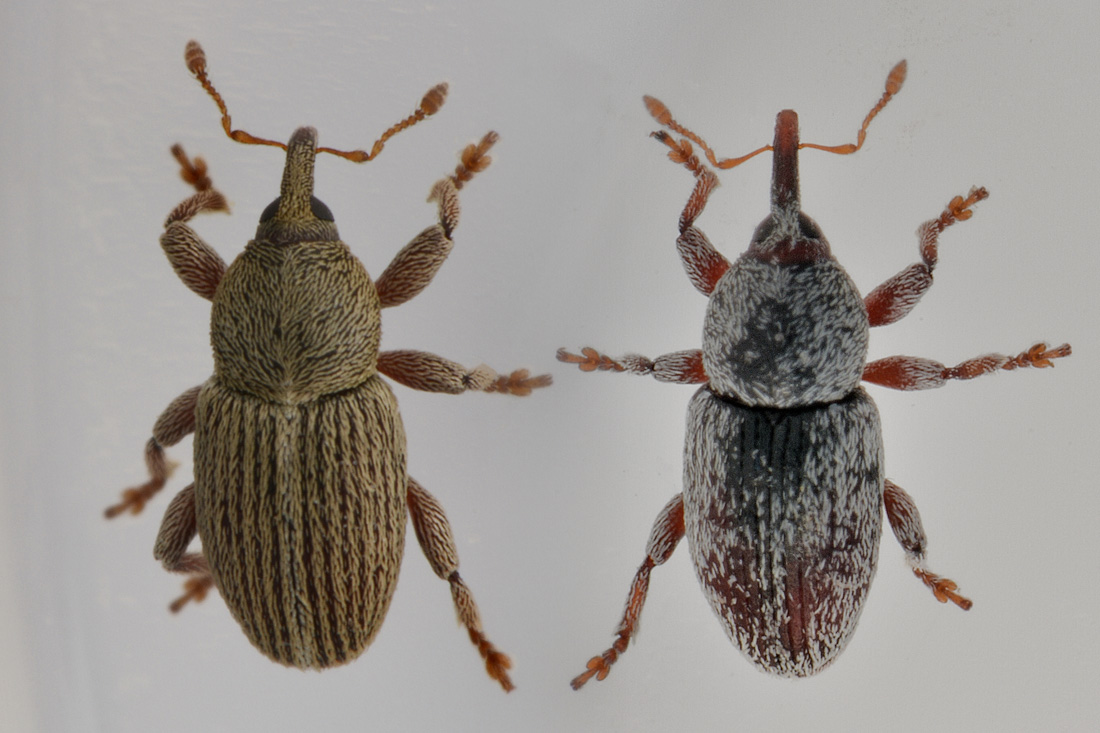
left=800, top=59, right=907, bottom=156
left=183, top=39, right=448, bottom=163
left=645, top=59, right=908, bottom=181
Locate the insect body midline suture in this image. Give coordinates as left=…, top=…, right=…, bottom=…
left=684, top=386, right=883, bottom=677
left=195, top=375, right=407, bottom=669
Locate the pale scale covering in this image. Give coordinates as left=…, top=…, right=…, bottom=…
left=196, top=234, right=407, bottom=669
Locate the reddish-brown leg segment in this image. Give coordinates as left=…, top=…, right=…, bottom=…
left=863, top=342, right=1071, bottom=390
left=160, top=146, right=230, bottom=301
left=105, top=385, right=202, bottom=518
left=378, top=350, right=551, bottom=396
left=375, top=133, right=498, bottom=308
left=406, top=477, right=514, bottom=692
left=649, top=132, right=721, bottom=233
left=883, top=479, right=972, bottom=610
left=375, top=180, right=456, bottom=309
left=171, top=144, right=217, bottom=193
left=677, top=226, right=731, bottom=296
left=649, top=130, right=732, bottom=295
left=572, top=493, right=685, bottom=690
left=863, top=187, right=989, bottom=327
left=557, top=132, right=712, bottom=386
left=152, top=483, right=216, bottom=612
left=556, top=347, right=707, bottom=385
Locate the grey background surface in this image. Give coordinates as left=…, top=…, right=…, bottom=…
left=1, top=1, right=1095, bottom=730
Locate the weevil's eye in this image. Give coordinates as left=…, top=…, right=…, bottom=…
left=260, top=198, right=280, bottom=222
left=798, top=213, right=823, bottom=239
left=257, top=196, right=335, bottom=222
left=310, top=196, right=334, bottom=221
left=751, top=217, right=776, bottom=243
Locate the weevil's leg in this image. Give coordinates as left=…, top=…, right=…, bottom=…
left=443, top=131, right=498, bottom=192
left=673, top=167, right=730, bottom=295
left=863, top=342, right=1071, bottom=390
left=161, top=148, right=230, bottom=301
left=161, top=211, right=228, bottom=301
left=649, top=129, right=732, bottom=294
left=170, top=144, right=220, bottom=195
left=650, top=131, right=721, bottom=232
left=152, top=483, right=216, bottom=613
left=678, top=225, right=731, bottom=296
left=883, top=479, right=972, bottom=610
left=864, top=187, right=989, bottom=326
left=374, top=217, right=452, bottom=309
left=572, top=493, right=684, bottom=690
left=406, top=477, right=513, bottom=692
left=160, top=146, right=229, bottom=300
left=378, top=350, right=551, bottom=396
left=375, top=133, right=498, bottom=308
left=556, top=347, right=708, bottom=385
left=105, top=385, right=202, bottom=518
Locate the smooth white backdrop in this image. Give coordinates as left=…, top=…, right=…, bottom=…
left=1, top=1, right=1096, bottom=731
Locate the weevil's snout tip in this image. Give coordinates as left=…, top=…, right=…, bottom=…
left=771, top=110, right=801, bottom=216
left=289, top=126, right=319, bottom=149
left=256, top=125, right=339, bottom=237
left=774, top=110, right=799, bottom=156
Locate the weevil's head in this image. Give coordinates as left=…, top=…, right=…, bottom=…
left=702, top=110, right=869, bottom=408
left=255, top=126, right=340, bottom=244
left=746, top=110, right=831, bottom=265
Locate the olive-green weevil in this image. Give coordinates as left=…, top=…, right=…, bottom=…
left=107, top=40, right=549, bottom=691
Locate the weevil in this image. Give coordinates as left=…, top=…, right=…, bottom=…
left=105, top=41, right=550, bottom=691
left=560, top=60, right=1070, bottom=687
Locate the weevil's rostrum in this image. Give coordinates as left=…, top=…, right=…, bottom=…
left=106, top=41, right=549, bottom=691
left=561, top=61, right=1070, bottom=687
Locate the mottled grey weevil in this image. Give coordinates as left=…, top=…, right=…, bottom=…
left=105, top=41, right=550, bottom=691
left=560, top=61, right=1070, bottom=687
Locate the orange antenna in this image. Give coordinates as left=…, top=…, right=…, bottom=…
left=316, top=83, right=448, bottom=163
left=646, top=59, right=907, bottom=172
left=800, top=60, right=906, bottom=155
left=644, top=95, right=771, bottom=171
left=183, top=40, right=448, bottom=163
